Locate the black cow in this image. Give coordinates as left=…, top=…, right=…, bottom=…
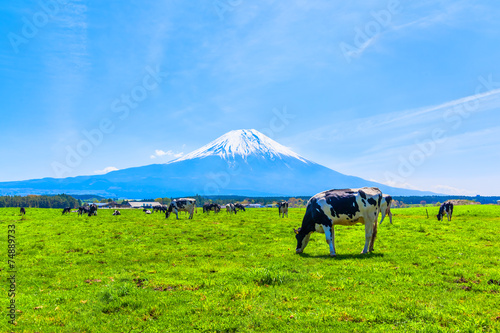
left=112, top=210, right=121, bottom=215
left=379, top=194, right=393, bottom=224
left=62, top=207, right=71, bottom=215
left=278, top=201, right=288, bottom=218
left=166, top=198, right=196, bottom=219
left=294, top=187, right=382, bottom=256
left=78, top=206, right=89, bottom=216
left=437, top=201, right=453, bottom=221
left=203, top=203, right=220, bottom=214
left=234, top=203, right=246, bottom=212
left=20, top=207, right=26, bottom=215
left=153, top=205, right=167, bottom=213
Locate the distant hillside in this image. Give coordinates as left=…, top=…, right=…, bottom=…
left=0, top=129, right=439, bottom=198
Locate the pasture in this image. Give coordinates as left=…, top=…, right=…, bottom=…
left=0, top=205, right=499, bottom=332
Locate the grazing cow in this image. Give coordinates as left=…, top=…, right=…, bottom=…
left=143, top=209, right=152, bottom=214
left=112, top=210, right=121, bottom=215
left=88, top=204, right=98, bottom=217
left=213, top=204, right=221, bottom=214
left=203, top=203, right=212, bottom=214
left=153, top=205, right=167, bottom=213
left=379, top=194, right=393, bottom=224
left=437, top=201, right=453, bottom=221
left=166, top=198, right=196, bottom=219
left=203, top=203, right=221, bottom=214
left=78, top=206, right=89, bottom=216
left=62, top=207, right=71, bottom=215
left=294, top=187, right=382, bottom=256
left=234, top=203, right=246, bottom=212
left=20, top=207, right=26, bottom=215
left=278, top=201, right=288, bottom=218
left=226, top=203, right=236, bottom=214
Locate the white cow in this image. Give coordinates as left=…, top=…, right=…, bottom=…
left=226, top=203, right=236, bottom=214
left=166, top=198, right=196, bottom=219
left=278, top=201, right=288, bottom=218
left=379, top=194, right=393, bottom=224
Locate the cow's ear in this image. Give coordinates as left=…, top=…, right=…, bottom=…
left=293, top=228, right=299, bottom=235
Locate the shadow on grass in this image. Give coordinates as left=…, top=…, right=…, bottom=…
left=297, top=252, right=384, bottom=260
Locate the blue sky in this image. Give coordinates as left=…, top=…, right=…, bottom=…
left=1, top=0, right=500, bottom=195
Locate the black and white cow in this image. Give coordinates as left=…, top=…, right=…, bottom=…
left=379, top=194, right=393, bottom=224
left=437, top=201, right=453, bottom=221
left=234, top=203, right=246, bottom=212
left=62, top=207, right=71, bottom=215
left=88, top=204, right=98, bottom=217
left=166, top=198, right=196, bottom=219
left=20, top=207, right=26, bottom=215
left=294, top=187, right=382, bottom=256
left=278, top=201, right=288, bottom=218
left=226, top=203, right=236, bottom=214
left=143, top=209, right=152, bottom=214
left=112, top=210, right=121, bottom=215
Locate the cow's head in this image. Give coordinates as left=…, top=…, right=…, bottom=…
left=165, top=203, right=174, bottom=218
left=294, top=228, right=311, bottom=254
left=436, top=213, right=442, bottom=221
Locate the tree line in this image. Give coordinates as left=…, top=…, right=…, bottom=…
left=0, top=194, right=81, bottom=208
left=1, top=193, right=497, bottom=209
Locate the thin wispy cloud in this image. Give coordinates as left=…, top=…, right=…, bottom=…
left=150, top=150, right=184, bottom=159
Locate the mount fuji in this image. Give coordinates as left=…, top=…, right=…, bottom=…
left=0, top=129, right=435, bottom=198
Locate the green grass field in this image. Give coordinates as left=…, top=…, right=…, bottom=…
left=1, top=205, right=499, bottom=332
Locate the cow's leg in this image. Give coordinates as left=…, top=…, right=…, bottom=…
left=323, top=226, right=336, bottom=256
left=388, top=210, right=393, bottom=224
left=369, top=220, right=378, bottom=252
left=362, top=221, right=375, bottom=254
left=175, top=210, right=179, bottom=220
left=189, top=208, right=194, bottom=219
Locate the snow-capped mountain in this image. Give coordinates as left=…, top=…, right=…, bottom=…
left=0, top=129, right=436, bottom=197
left=172, top=129, right=308, bottom=163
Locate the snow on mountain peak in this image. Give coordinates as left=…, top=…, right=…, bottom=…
left=170, top=129, right=309, bottom=163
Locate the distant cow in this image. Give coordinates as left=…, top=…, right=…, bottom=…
left=294, top=187, right=382, bottom=256
left=166, top=198, right=196, bottom=219
left=437, top=201, right=453, bottom=221
left=278, top=201, right=288, bottom=218
left=234, top=203, right=246, bottom=212
left=78, top=206, right=89, bottom=216
left=226, top=203, right=236, bottom=214
left=88, top=204, right=98, bottom=217
left=62, top=207, right=71, bottom=215
left=153, top=205, right=167, bottom=213
left=379, top=194, right=393, bottom=224
left=112, top=210, right=121, bottom=216
left=143, top=209, right=152, bottom=214
left=20, top=207, right=26, bottom=215
left=203, top=203, right=221, bottom=214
